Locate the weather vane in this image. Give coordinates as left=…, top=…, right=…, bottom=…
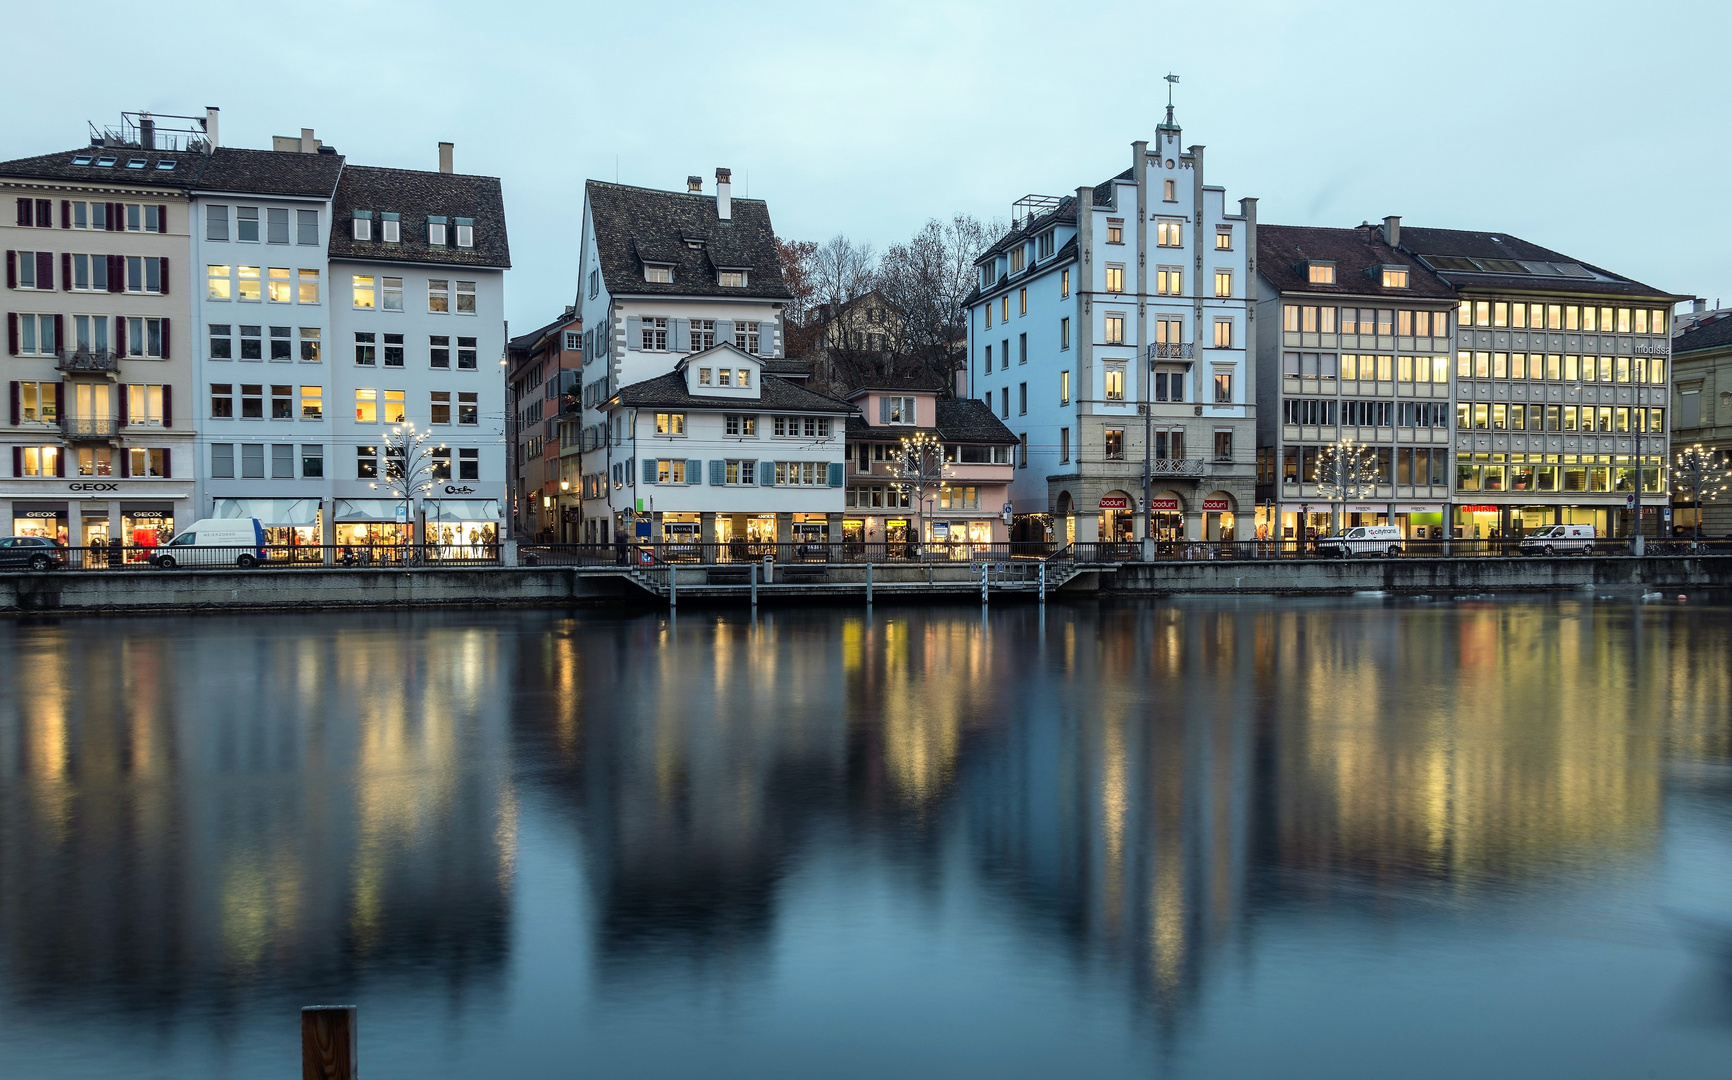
left=1163, top=73, right=1179, bottom=126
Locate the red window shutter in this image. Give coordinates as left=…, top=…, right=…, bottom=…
left=118, top=385, right=129, bottom=428
left=115, top=317, right=126, bottom=358
left=157, top=205, right=167, bottom=233
left=5, top=249, right=14, bottom=290
left=11, top=446, right=20, bottom=477
left=160, top=318, right=170, bottom=359
left=6, top=312, right=15, bottom=355
left=61, top=200, right=70, bottom=229
left=8, top=381, right=18, bottom=425
left=159, top=257, right=169, bottom=295
left=53, top=314, right=63, bottom=355
left=120, top=449, right=129, bottom=478
left=54, top=444, right=65, bottom=477
left=62, top=252, right=72, bottom=291
left=108, top=255, right=123, bottom=293
left=35, top=201, right=50, bottom=228
left=161, top=448, right=171, bottom=477
left=54, top=381, right=62, bottom=417
left=162, top=383, right=173, bottom=427
left=35, top=252, right=52, bottom=290
left=14, top=198, right=28, bottom=226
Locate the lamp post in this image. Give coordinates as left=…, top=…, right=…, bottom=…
left=1316, top=437, right=1378, bottom=541
left=1673, top=443, right=1728, bottom=547
left=369, top=420, right=443, bottom=561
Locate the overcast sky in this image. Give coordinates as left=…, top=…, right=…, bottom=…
left=9, top=0, right=1729, bottom=329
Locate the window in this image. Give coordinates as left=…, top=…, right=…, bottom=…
left=723, top=460, right=757, bottom=485
left=640, top=317, right=668, bottom=351
left=1018, top=382, right=1027, bottom=414
left=430, top=335, right=450, bottom=368
left=355, top=389, right=377, bottom=423
left=719, top=270, right=747, bottom=287
left=1019, top=287, right=1028, bottom=315
left=645, top=265, right=673, bottom=283
left=1105, top=265, right=1125, bottom=293
left=72, top=314, right=109, bottom=354
left=1163, top=178, right=1176, bottom=201
left=299, top=327, right=320, bottom=362
left=12, top=314, right=56, bottom=356
left=373, top=276, right=401, bottom=311
left=1059, top=427, right=1070, bottom=463
left=382, top=390, right=405, bottom=423
left=18, top=446, right=60, bottom=476
left=295, top=209, right=318, bottom=246
left=656, top=459, right=687, bottom=484
left=236, top=206, right=259, bottom=243
left=455, top=280, right=476, bottom=315
left=458, top=392, right=478, bottom=425
left=356, top=445, right=378, bottom=479
left=15, top=381, right=57, bottom=423
left=427, top=217, right=447, bottom=246
left=425, top=447, right=451, bottom=482
left=294, top=384, right=321, bottom=420
left=1214, top=318, right=1233, bottom=348
left=1381, top=268, right=1408, bottom=288
left=352, top=275, right=375, bottom=309
left=1215, top=226, right=1232, bottom=250
left=1001, top=388, right=1010, bottom=417
left=205, top=323, right=233, bottom=362
left=428, top=279, right=449, bottom=313
left=1061, top=269, right=1069, bottom=298
left=1214, top=430, right=1233, bottom=460
left=381, top=213, right=400, bottom=243
left=1105, top=428, right=1124, bottom=459
left=237, top=445, right=263, bottom=478
left=294, top=269, right=320, bottom=304
left=1009, top=247, right=1025, bottom=273
left=265, top=266, right=289, bottom=303
left=1156, top=267, right=1182, bottom=295
left=1104, top=314, right=1125, bottom=344
left=1038, top=230, right=1054, bottom=258
left=1106, top=218, right=1124, bottom=244
left=1104, top=364, right=1125, bottom=401
left=210, top=443, right=234, bottom=478
left=383, top=333, right=404, bottom=367
left=69, top=253, right=107, bottom=292
left=1060, top=370, right=1070, bottom=405
left=206, top=204, right=229, bottom=241
left=240, top=384, right=263, bottom=419
left=1018, top=332, right=1028, bottom=364
left=1214, top=371, right=1233, bottom=402
left=352, top=212, right=372, bottom=241
left=1157, top=220, right=1183, bottom=247
left=266, top=208, right=289, bottom=244
left=455, top=218, right=474, bottom=248
left=458, top=448, right=479, bottom=480
left=270, top=384, right=293, bottom=419
left=733, top=322, right=761, bottom=353
left=655, top=412, right=687, bottom=435
left=458, top=337, right=477, bottom=369
left=206, top=264, right=231, bottom=300
left=881, top=396, right=915, bottom=425
left=294, top=444, right=320, bottom=478
left=1308, top=263, right=1334, bottom=284
left=724, top=414, right=757, bottom=436
left=354, top=332, right=376, bottom=366
left=424, top=391, right=452, bottom=426
left=1214, top=269, right=1233, bottom=297
left=1060, top=316, right=1070, bottom=350
left=690, top=319, right=715, bottom=352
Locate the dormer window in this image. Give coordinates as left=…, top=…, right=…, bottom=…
left=1381, top=266, right=1409, bottom=288
left=455, top=217, right=473, bottom=248
left=352, top=211, right=373, bottom=241
left=1009, top=247, right=1025, bottom=273
left=645, top=265, right=673, bottom=284
left=94, top=154, right=116, bottom=167
left=381, top=212, right=400, bottom=243
left=155, top=159, right=176, bottom=171
left=126, top=157, right=146, bottom=169
left=881, top=396, right=916, bottom=425
left=1037, top=229, right=1055, bottom=258
left=719, top=270, right=747, bottom=287
left=1307, top=262, right=1335, bottom=284
left=71, top=153, right=93, bottom=166
left=427, top=216, right=447, bottom=245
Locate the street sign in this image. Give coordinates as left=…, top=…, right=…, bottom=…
left=1625, top=493, right=1637, bottom=510
left=395, top=503, right=408, bottom=522
left=1001, top=502, right=1014, bottom=525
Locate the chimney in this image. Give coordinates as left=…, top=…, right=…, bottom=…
left=715, top=167, right=732, bottom=221
left=1382, top=215, right=1401, bottom=248
left=438, top=141, right=454, bottom=174
left=1693, top=297, right=1707, bottom=313
left=138, top=112, right=155, bottom=151
left=300, top=128, right=317, bottom=154
left=687, top=175, right=703, bottom=193
left=202, top=106, right=219, bottom=153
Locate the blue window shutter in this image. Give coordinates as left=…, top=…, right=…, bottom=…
left=670, top=319, right=687, bottom=353
left=828, top=461, right=844, bottom=487
left=716, top=319, right=734, bottom=343
left=879, top=397, right=890, bottom=423
left=626, top=316, right=641, bottom=350
left=642, top=457, right=656, bottom=484
left=687, top=458, right=700, bottom=484
left=709, top=459, right=725, bottom=486
left=760, top=461, right=775, bottom=486
left=757, top=321, right=774, bottom=355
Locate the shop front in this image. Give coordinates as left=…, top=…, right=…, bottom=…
left=1394, top=503, right=1445, bottom=540
left=1148, top=493, right=1185, bottom=543
left=335, top=499, right=410, bottom=560
left=1277, top=503, right=1333, bottom=544
left=427, top=499, right=501, bottom=559
left=1098, top=492, right=1137, bottom=545
left=215, top=498, right=323, bottom=552
left=1202, top=493, right=1237, bottom=541
left=924, top=517, right=993, bottom=558
left=11, top=501, right=68, bottom=545
left=121, top=502, right=176, bottom=562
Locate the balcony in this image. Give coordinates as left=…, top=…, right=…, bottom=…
left=1149, top=457, right=1208, bottom=477
left=61, top=417, right=119, bottom=440
left=57, top=349, right=122, bottom=375
left=1146, top=342, right=1194, bottom=361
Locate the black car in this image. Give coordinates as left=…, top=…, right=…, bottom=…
left=0, top=536, right=66, bottom=571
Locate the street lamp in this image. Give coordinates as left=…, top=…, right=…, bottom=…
left=1315, top=437, right=1378, bottom=539
left=1673, top=443, right=1728, bottom=546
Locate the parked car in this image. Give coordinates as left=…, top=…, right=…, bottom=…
left=0, top=535, right=66, bottom=571
left=1519, top=524, right=1596, bottom=555
left=154, top=518, right=267, bottom=569
left=1316, top=525, right=1405, bottom=557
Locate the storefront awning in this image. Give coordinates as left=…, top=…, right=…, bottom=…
left=335, top=499, right=407, bottom=523
left=215, top=498, right=320, bottom=526
left=426, top=499, right=500, bottom=522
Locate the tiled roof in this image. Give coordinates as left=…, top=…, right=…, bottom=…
left=613, top=370, right=851, bottom=413
left=194, top=147, right=344, bottom=198
left=586, top=180, right=791, bottom=300
left=0, top=145, right=346, bottom=198
left=1257, top=224, right=1454, bottom=300
left=1399, top=226, right=1676, bottom=300
left=844, top=399, right=1018, bottom=444
left=1674, top=313, right=1732, bottom=355
left=0, top=146, right=209, bottom=188
left=328, top=165, right=509, bottom=269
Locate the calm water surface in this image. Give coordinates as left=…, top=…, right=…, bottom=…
left=1, top=599, right=1730, bottom=1078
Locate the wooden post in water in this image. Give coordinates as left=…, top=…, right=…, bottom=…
left=302, top=1005, right=357, bottom=1080
left=866, top=562, right=873, bottom=605
left=750, top=561, right=758, bottom=607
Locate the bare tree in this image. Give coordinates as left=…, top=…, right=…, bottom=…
left=876, top=213, right=1001, bottom=393
left=809, top=234, right=878, bottom=318
left=1315, top=438, right=1379, bottom=538
left=370, top=420, right=446, bottom=555
left=891, top=431, right=950, bottom=556
left=1672, top=443, right=1729, bottom=544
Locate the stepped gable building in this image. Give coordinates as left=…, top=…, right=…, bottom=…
left=574, top=169, right=794, bottom=543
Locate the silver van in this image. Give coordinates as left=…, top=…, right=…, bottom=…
left=1519, top=524, right=1596, bottom=555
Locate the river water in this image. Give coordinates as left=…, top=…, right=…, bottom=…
left=1, top=598, right=1729, bottom=1078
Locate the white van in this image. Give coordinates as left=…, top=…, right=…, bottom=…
left=1316, top=524, right=1405, bottom=557
left=154, top=518, right=267, bottom=568
left=1519, top=524, right=1596, bottom=555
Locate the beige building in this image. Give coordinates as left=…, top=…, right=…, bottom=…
left=1669, top=306, right=1732, bottom=535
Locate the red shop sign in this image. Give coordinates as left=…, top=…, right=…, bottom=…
left=1098, top=496, right=1130, bottom=510
left=1148, top=498, right=1180, bottom=512
left=1202, top=498, right=1230, bottom=512
left=1458, top=505, right=1501, bottom=513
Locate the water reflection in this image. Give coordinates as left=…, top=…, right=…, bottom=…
left=1, top=601, right=1729, bottom=1077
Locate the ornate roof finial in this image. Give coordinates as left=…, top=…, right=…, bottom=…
left=1163, top=73, right=1179, bottom=128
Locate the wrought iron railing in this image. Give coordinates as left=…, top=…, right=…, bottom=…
left=61, top=416, right=119, bottom=439
left=57, top=349, right=121, bottom=374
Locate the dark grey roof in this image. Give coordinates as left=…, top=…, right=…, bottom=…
left=1399, top=226, right=1678, bottom=300
left=761, top=357, right=811, bottom=379
left=194, top=147, right=344, bottom=198
left=1258, top=224, right=1454, bottom=300
left=328, top=165, right=509, bottom=269
left=586, top=180, right=791, bottom=300
left=614, top=370, right=850, bottom=413
left=844, top=399, right=1018, bottom=444
left=1674, top=314, right=1732, bottom=355
left=0, top=146, right=211, bottom=188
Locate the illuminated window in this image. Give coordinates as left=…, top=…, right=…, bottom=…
left=351, top=274, right=375, bottom=309
left=1215, top=227, right=1232, bottom=250
left=1104, top=314, right=1125, bottom=344
left=1214, top=269, right=1233, bottom=297
left=1382, top=267, right=1408, bottom=288
left=1105, top=265, right=1125, bottom=293
left=1157, top=220, right=1183, bottom=247
left=1106, top=218, right=1123, bottom=244
left=1307, top=263, right=1334, bottom=284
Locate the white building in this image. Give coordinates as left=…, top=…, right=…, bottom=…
left=575, top=169, right=794, bottom=543
left=602, top=346, right=849, bottom=548
left=965, top=108, right=1258, bottom=546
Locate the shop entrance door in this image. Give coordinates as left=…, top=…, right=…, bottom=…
left=885, top=519, right=910, bottom=559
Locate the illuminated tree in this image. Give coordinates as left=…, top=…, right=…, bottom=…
left=1315, top=438, right=1379, bottom=536
left=1672, top=443, right=1728, bottom=544
left=370, top=420, right=446, bottom=550
left=891, top=431, right=950, bottom=552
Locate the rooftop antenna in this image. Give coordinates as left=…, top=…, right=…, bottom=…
left=1163, top=73, right=1179, bottom=127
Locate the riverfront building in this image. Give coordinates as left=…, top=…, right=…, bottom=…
left=600, top=347, right=850, bottom=547
left=1669, top=307, right=1732, bottom=535
left=574, top=170, right=793, bottom=543
left=506, top=309, right=581, bottom=542
left=1254, top=219, right=1459, bottom=541
left=843, top=381, right=1017, bottom=549
left=965, top=108, right=1258, bottom=546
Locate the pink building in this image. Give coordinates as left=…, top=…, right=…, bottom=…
left=843, top=384, right=1017, bottom=550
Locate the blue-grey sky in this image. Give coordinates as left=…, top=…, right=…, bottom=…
left=9, top=0, right=1729, bottom=329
